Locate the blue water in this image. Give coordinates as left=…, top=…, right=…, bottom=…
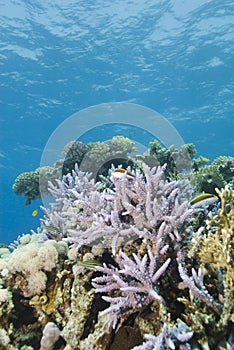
left=0, top=0, right=233, bottom=244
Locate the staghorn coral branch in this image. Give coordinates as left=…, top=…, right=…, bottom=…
left=92, top=250, right=170, bottom=328
left=131, top=322, right=193, bottom=350
left=169, top=227, right=222, bottom=314
left=177, top=261, right=221, bottom=314
left=42, top=163, right=194, bottom=254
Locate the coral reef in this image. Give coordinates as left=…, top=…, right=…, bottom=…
left=196, top=186, right=234, bottom=327
left=12, top=134, right=234, bottom=206
left=2, top=143, right=234, bottom=349
left=12, top=166, right=59, bottom=205
left=191, top=156, right=234, bottom=195
left=136, top=141, right=199, bottom=178
left=7, top=237, right=65, bottom=297
left=92, top=250, right=171, bottom=329
left=131, top=322, right=193, bottom=350
left=12, top=136, right=135, bottom=204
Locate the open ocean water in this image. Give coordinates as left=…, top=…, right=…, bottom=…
left=0, top=0, right=233, bottom=245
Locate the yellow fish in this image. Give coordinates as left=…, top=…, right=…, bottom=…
left=31, top=209, right=38, bottom=217
left=190, top=193, right=218, bottom=208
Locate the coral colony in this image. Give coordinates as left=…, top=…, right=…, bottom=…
left=0, top=139, right=234, bottom=349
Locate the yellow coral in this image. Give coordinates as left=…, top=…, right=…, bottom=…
left=200, top=186, right=234, bottom=286
left=198, top=185, right=234, bottom=326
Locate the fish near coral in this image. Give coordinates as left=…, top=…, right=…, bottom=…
left=190, top=193, right=218, bottom=208
left=111, top=168, right=135, bottom=180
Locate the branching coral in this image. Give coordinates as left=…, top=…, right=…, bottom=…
left=131, top=322, right=193, bottom=350
left=212, top=156, right=234, bottom=186
left=42, top=163, right=193, bottom=256
left=191, top=156, right=234, bottom=195
left=92, top=250, right=171, bottom=329
left=41, top=164, right=228, bottom=333
left=197, top=185, right=234, bottom=326
left=12, top=136, right=136, bottom=204
left=5, top=151, right=234, bottom=349
left=136, top=141, right=197, bottom=177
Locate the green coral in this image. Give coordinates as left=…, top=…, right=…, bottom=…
left=212, top=156, right=234, bottom=186
left=12, top=166, right=58, bottom=205
left=12, top=135, right=234, bottom=206
left=60, top=141, right=92, bottom=174
left=12, top=136, right=136, bottom=204
left=82, top=136, right=136, bottom=178
left=12, top=170, right=40, bottom=205
left=136, top=141, right=197, bottom=178
left=192, top=156, right=234, bottom=194
left=193, top=155, right=210, bottom=171
left=192, top=165, right=225, bottom=194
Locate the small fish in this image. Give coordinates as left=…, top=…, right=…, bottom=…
left=77, top=259, right=102, bottom=270
left=190, top=193, right=219, bottom=208
left=111, top=168, right=135, bottom=179
left=41, top=225, right=61, bottom=235
left=32, top=209, right=38, bottom=217
left=99, top=175, right=112, bottom=186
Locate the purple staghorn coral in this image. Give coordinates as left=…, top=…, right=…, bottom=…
left=131, top=322, right=193, bottom=350
left=41, top=163, right=193, bottom=254
left=40, top=162, right=222, bottom=329
left=92, top=250, right=171, bottom=329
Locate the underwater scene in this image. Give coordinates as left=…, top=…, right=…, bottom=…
left=0, top=1, right=233, bottom=349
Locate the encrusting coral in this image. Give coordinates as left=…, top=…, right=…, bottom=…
left=1, top=143, right=234, bottom=349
